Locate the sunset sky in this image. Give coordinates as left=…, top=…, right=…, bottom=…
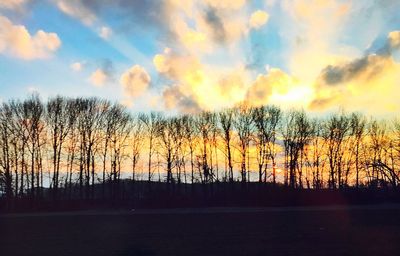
left=0, top=0, right=399, bottom=116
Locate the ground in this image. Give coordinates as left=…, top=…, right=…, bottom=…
left=1, top=205, right=400, bottom=256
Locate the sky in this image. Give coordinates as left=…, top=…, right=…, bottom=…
left=0, top=0, right=400, bottom=116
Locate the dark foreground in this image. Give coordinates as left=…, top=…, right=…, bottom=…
left=1, top=205, right=400, bottom=256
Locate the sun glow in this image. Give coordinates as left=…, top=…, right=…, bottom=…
left=269, top=84, right=314, bottom=109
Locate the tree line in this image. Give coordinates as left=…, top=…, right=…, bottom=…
left=0, top=94, right=399, bottom=203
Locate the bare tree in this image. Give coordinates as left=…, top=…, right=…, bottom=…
left=305, top=119, right=326, bottom=189
left=108, top=104, right=131, bottom=198
left=252, top=105, right=281, bottom=183
left=219, top=109, right=234, bottom=182
left=281, top=110, right=313, bottom=188
left=46, top=96, right=75, bottom=198
left=234, top=103, right=253, bottom=183
left=21, top=95, right=45, bottom=197
left=140, top=112, right=163, bottom=183
left=0, top=103, right=14, bottom=200
left=130, top=115, right=144, bottom=182
left=348, top=113, right=367, bottom=188
left=195, top=111, right=213, bottom=183
left=182, top=115, right=198, bottom=184
left=323, top=112, right=350, bottom=189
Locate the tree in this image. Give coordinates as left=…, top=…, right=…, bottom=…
left=195, top=111, right=213, bottom=183
left=323, top=112, right=350, bottom=189
left=219, top=109, right=234, bottom=182
left=252, top=105, right=281, bottom=183
left=130, top=115, right=144, bottom=182
left=182, top=115, right=198, bottom=184
left=281, top=110, right=313, bottom=188
left=233, top=103, right=253, bottom=183
left=0, top=103, right=14, bottom=200
left=349, top=113, right=367, bottom=188
left=306, top=118, right=326, bottom=189
left=46, top=96, right=75, bottom=198
left=22, top=95, right=45, bottom=197
left=140, top=112, right=163, bottom=183
left=108, top=104, right=131, bottom=198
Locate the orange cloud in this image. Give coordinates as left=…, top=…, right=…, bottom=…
left=89, top=69, right=108, bottom=87
left=0, top=15, right=61, bottom=60
left=120, top=65, right=151, bottom=98
left=310, top=30, right=400, bottom=113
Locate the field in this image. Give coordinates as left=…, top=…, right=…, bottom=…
left=1, top=205, right=400, bottom=256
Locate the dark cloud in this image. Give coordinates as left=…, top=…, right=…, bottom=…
left=61, top=0, right=172, bottom=36
left=203, top=7, right=226, bottom=43
left=310, top=30, right=400, bottom=111
left=163, top=86, right=201, bottom=114
left=320, top=57, right=370, bottom=86
left=101, top=59, right=114, bottom=78
left=318, top=30, right=400, bottom=86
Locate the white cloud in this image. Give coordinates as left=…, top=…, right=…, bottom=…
left=249, top=10, right=269, bottom=29
left=0, top=15, right=61, bottom=60
left=70, top=62, right=83, bottom=72
left=99, top=26, right=112, bottom=40
left=120, top=65, right=151, bottom=98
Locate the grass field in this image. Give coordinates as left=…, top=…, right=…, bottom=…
left=1, top=205, right=400, bottom=256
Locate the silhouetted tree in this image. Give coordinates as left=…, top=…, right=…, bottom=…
left=219, top=109, right=234, bottom=182
left=46, top=96, right=74, bottom=198
left=234, top=103, right=253, bottom=183
left=140, top=112, right=163, bottom=184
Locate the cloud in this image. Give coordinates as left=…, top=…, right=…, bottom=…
left=196, top=5, right=247, bottom=45
left=89, top=69, right=107, bottom=87
left=162, top=85, right=201, bottom=114
left=317, top=55, right=389, bottom=87
left=316, top=30, right=400, bottom=88
left=204, top=0, right=246, bottom=10
left=88, top=59, right=114, bottom=87
left=0, top=0, right=28, bottom=9
left=170, top=16, right=210, bottom=53
left=202, top=7, right=226, bottom=43
left=27, top=85, right=39, bottom=93
left=0, top=15, right=61, bottom=60
left=154, top=48, right=207, bottom=112
left=120, top=65, right=151, bottom=98
left=70, top=62, right=83, bottom=72
left=99, top=26, right=112, bottom=40
left=246, top=68, right=298, bottom=107
left=308, top=93, right=342, bottom=111
left=388, top=31, right=400, bottom=49
left=154, top=48, right=251, bottom=112
left=54, top=0, right=171, bottom=35
left=53, top=0, right=248, bottom=54
left=377, top=30, right=400, bottom=56
left=249, top=10, right=269, bottom=29
left=56, top=0, right=97, bottom=26
left=153, top=48, right=202, bottom=82
left=153, top=48, right=308, bottom=113
left=279, top=0, right=352, bottom=82
left=310, top=30, right=400, bottom=111
left=216, top=72, right=247, bottom=104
